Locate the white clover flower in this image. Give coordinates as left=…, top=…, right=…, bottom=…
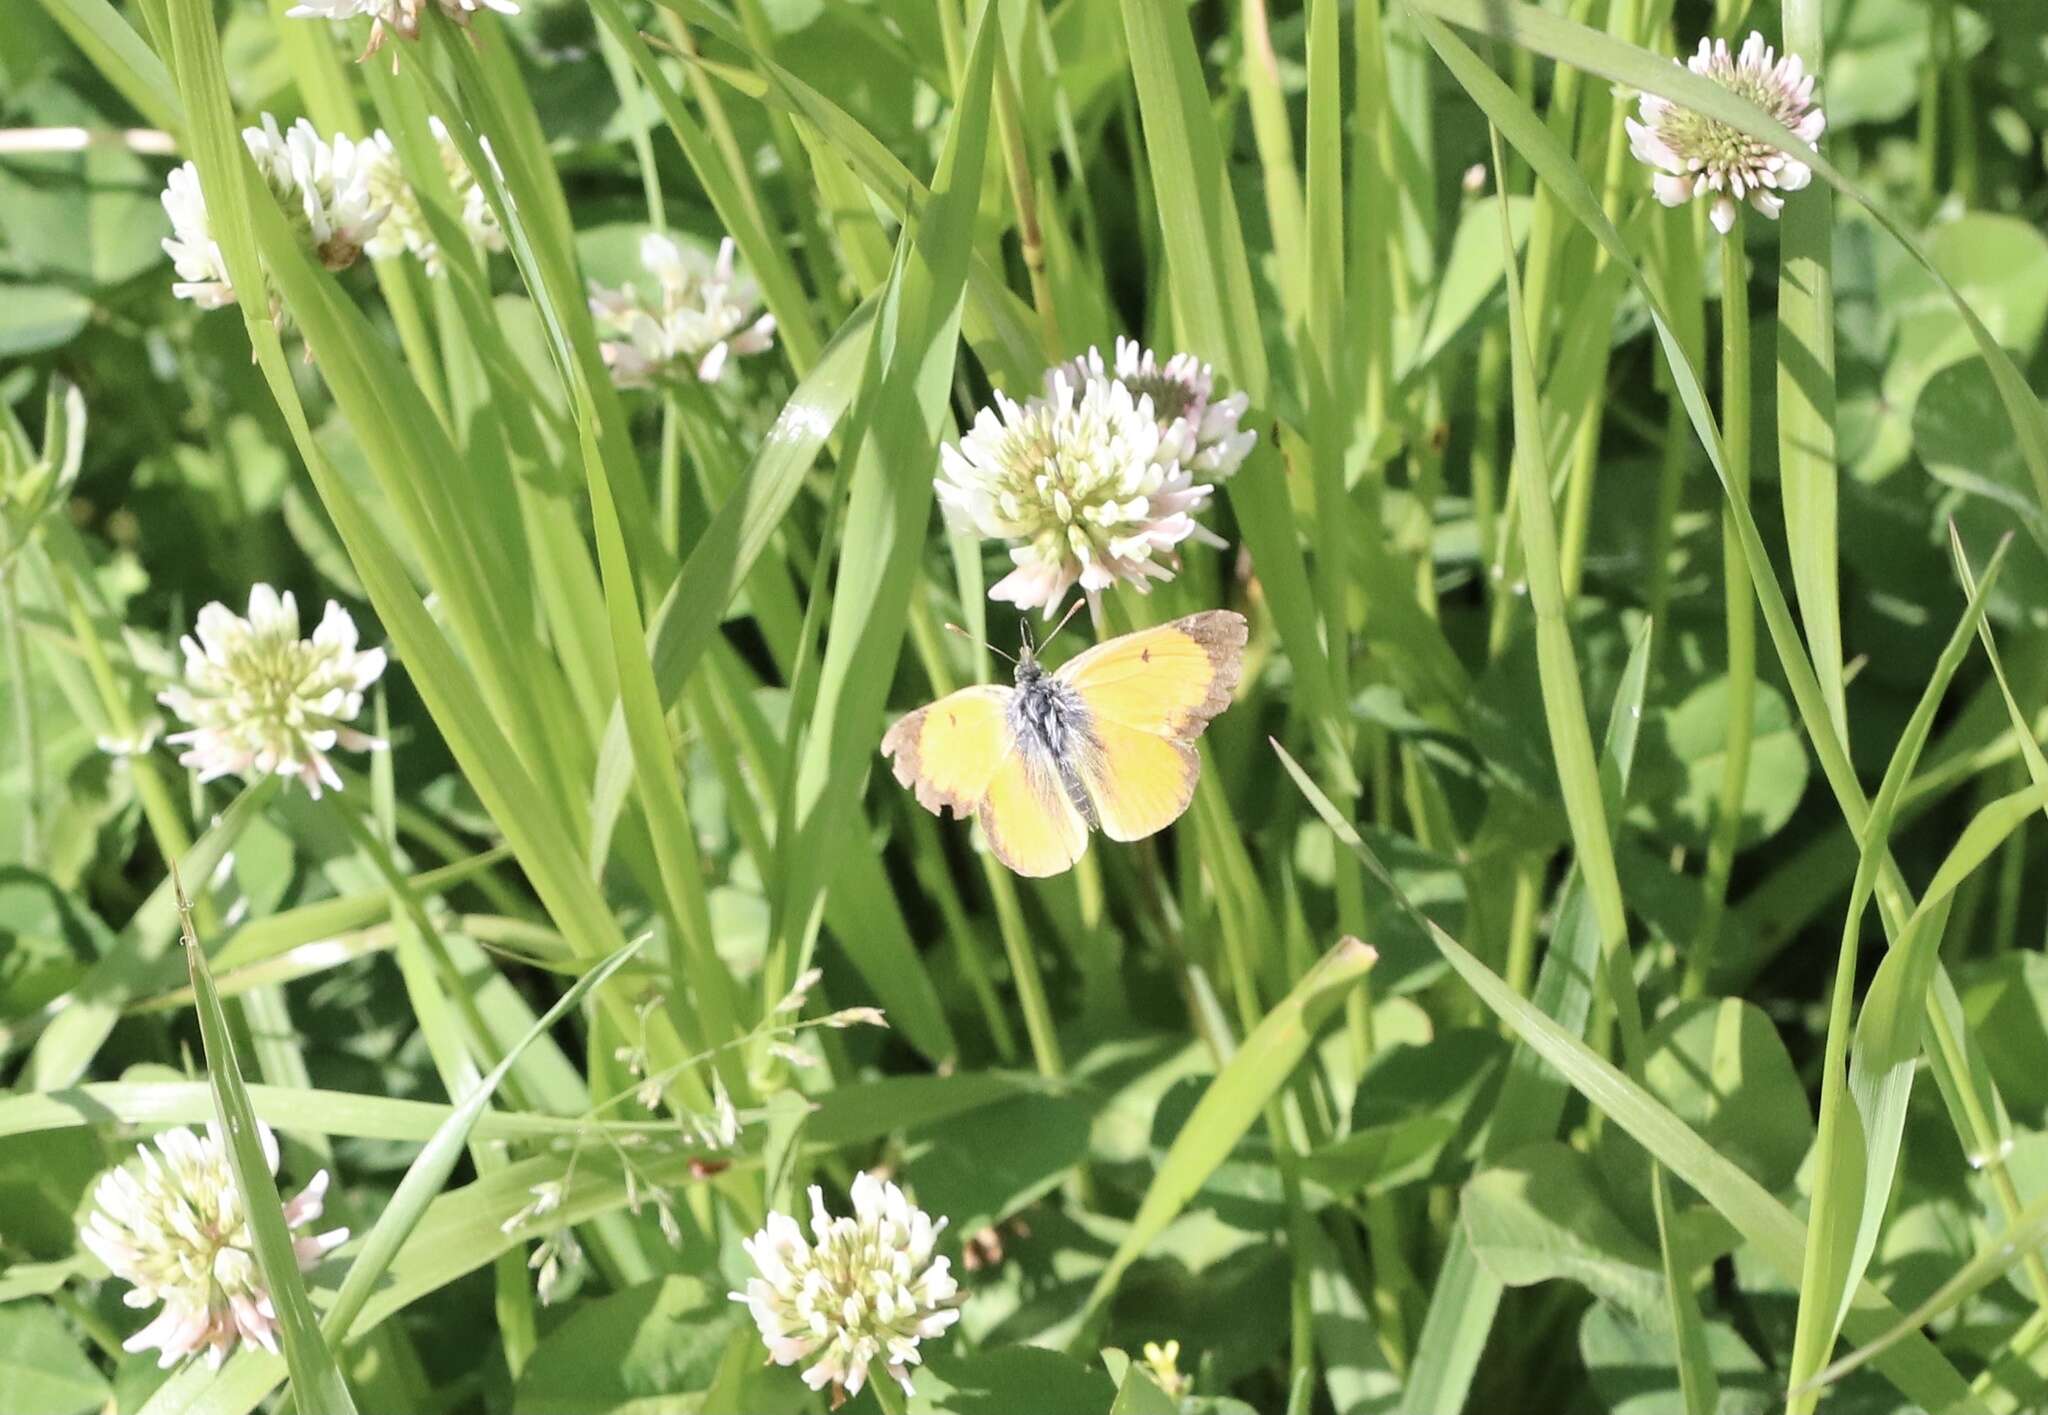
left=588, top=234, right=777, bottom=389
left=158, top=584, right=388, bottom=798
left=285, top=0, right=518, bottom=56
left=79, top=1124, right=347, bottom=1370
left=245, top=115, right=387, bottom=272
left=363, top=118, right=505, bottom=275
left=1054, top=337, right=1256, bottom=481
left=731, top=1172, right=960, bottom=1402
left=160, top=115, right=387, bottom=310
left=937, top=368, right=1213, bottom=616
left=1626, top=32, right=1826, bottom=234
left=161, top=162, right=236, bottom=309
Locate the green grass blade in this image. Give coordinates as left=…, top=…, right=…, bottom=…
left=766, top=6, right=997, bottom=1024
left=587, top=298, right=876, bottom=864
left=1406, top=618, right=1654, bottom=1411
left=1274, top=745, right=1991, bottom=1415
left=322, top=938, right=646, bottom=1343
left=1075, top=935, right=1379, bottom=1339
left=1775, top=0, right=1845, bottom=743
left=28, top=779, right=278, bottom=1088
left=1406, top=0, right=2048, bottom=531
left=29, top=0, right=180, bottom=134
left=1790, top=537, right=2013, bottom=1405
left=0, top=1083, right=682, bottom=1147
left=649, top=2, right=1040, bottom=387
left=1120, top=0, right=1269, bottom=400
left=174, top=874, right=361, bottom=1415
left=1799, top=1185, right=2048, bottom=1397
left=586, top=0, right=823, bottom=374
left=134, top=1129, right=740, bottom=1415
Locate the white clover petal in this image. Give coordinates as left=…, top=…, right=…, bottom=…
left=591, top=232, right=774, bottom=388
left=161, top=114, right=392, bottom=308
left=157, top=584, right=387, bottom=797
left=1626, top=30, right=1825, bottom=234
left=937, top=341, right=1248, bottom=617
left=731, top=1172, right=959, bottom=1403
left=81, top=1125, right=346, bottom=1370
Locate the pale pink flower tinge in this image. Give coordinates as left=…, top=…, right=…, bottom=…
left=1626, top=31, right=1826, bottom=234
left=79, top=1124, right=348, bottom=1370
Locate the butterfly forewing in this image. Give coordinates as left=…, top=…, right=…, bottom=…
left=879, top=684, right=1012, bottom=820
left=1053, top=611, right=1247, bottom=738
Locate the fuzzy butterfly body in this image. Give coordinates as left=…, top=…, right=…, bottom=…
left=881, top=610, right=1248, bottom=877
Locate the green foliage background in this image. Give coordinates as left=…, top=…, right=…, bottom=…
left=4, top=0, right=2048, bottom=1411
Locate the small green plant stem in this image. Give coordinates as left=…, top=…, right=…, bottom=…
left=1685, top=229, right=1756, bottom=1000
left=1470, top=323, right=1507, bottom=601
left=1555, top=0, right=1641, bottom=597
left=1242, top=0, right=1309, bottom=332
left=659, top=390, right=685, bottom=555
left=2, top=562, right=41, bottom=866
left=1501, top=853, right=1543, bottom=998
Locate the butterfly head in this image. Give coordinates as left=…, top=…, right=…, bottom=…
left=1014, top=621, right=1044, bottom=684
left=1014, top=597, right=1084, bottom=684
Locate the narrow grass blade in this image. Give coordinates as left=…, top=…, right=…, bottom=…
left=587, top=0, right=822, bottom=373
left=1273, top=744, right=1991, bottom=1415
left=1791, top=536, right=2014, bottom=1402
left=322, top=938, right=646, bottom=1342
left=0, top=1083, right=682, bottom=1146
left=1075, top=936, right=1378, bottom=1340
left=134, top=1128, right=745, bottom=1415
left=29, top=0, right=180, bottom=134
left=768, top=7, right=997, bottom=1021
left=1799, top=1184, right=2048, bottom=1397
left=1406, top=619, right=1654, bottom=1411
left=1409, top=23, right=2034, bottom=1258
left=28, top=779, right=278, bottom=1088
left=174, top=871, right=361, bottom=1415
left=1405, top=0, right=2048, bottom=530
left=1120, top=0, right=1269, bottom=400
left=587, top=298, right=876, bottom=864
left=1775, top=0, right=1844, bottom=742
left=649, top=0, right=1040, bottom=386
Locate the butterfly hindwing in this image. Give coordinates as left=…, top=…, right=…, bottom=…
left=1082, top=720, right=1199, bottom=842
left=879, top=684, right=1012, bottom=820
left=977, top=747, right=1090, bottom=877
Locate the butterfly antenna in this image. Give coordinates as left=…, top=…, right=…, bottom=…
left=944, top=622, right=1016, bottom=665
left=1038, top=597, right=1087, bottom=656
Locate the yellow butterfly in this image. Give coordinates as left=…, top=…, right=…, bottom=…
left=881, top=609, right=1248, bottom=877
